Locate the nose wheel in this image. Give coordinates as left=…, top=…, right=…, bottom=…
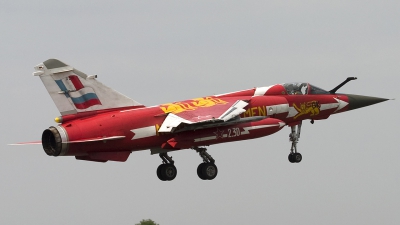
left=288, top=122, right=303, bottom=163
left=288, top=152, right=302, bottom=163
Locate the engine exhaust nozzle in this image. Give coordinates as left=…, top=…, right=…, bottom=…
left=42, top=126, right=68, bottom=156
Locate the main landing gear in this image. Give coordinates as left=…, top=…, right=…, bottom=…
left=157, top=153, right=177, bottom=181
left=195, top=147, right=218, bottom=180
left=156, top=148, right=218, bottom=181
left=288, top=121, right=302, bottom=163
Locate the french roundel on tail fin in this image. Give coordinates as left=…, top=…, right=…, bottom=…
left=33, top=59, right=143, bottom=115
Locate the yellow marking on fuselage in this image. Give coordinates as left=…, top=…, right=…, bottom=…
left=251, top=107, right=257, bottom=117
left=293, top=101, right=321, bottom=119
left=241, top=106, right=267, bottom=118
left=155, top=124, right=160, bottom=136
left=160, top=97, right=228, bottom=114
left=258, top=106, right=266, bottom=116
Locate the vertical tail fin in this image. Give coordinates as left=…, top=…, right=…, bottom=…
left=33, top=59, right=143, bottom=115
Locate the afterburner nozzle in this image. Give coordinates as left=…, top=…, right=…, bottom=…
left=346, top=94, right=389, bottom=111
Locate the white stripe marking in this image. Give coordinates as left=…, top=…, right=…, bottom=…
left=63, top=136, right=125, bottom=143
left=320, top=98, right=349, bottom=112
left=215, top=90, right=249, bottom=97
left=254, top=86, right=273, bottom=96
left=320, top=103, right=339, bottom=111
left=131, top=126, right=156, bottom=140
left=241, top=124, right=282, bottom=135
left=120, top=106, right=157, bottom=113
left=333, top=98, right=348, bottom=112
left=194, top=136, right=217, bottom=142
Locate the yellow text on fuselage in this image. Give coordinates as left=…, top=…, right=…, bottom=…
left=160, top=97, right=228, bottom=114
left=241, top=106, right=267, bottom=118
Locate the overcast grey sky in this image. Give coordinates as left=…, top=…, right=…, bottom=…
left=1, top=1, right=399, bottom=224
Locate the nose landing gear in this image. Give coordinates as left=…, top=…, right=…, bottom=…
left=288, top=121, right=302, bottom=163
left=288, top=152, right=302, bottom=163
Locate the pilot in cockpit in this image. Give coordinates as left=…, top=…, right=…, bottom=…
left=283, top=83, right=309, bottom=95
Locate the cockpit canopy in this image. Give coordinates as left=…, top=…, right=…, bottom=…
left=282, top=83, right=330, bottom=95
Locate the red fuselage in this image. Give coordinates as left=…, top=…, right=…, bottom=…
left=43, top=83, right=354, bottom=161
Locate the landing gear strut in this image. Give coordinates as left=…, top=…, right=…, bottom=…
left=194, top=147, right=218, bottom=180
left=288, top=122, right=302, bottom=163
left=157, top=153, right=177, bottom=181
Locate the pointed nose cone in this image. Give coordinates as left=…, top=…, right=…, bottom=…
left=346, top=94, right=389, bottom=111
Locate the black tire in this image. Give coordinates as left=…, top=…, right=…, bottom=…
left=157, top=164, right=167, bottom=181
left=288, top=153, right=295, bottom=163
left=201, top=163, right=218, bottom=180
left=161, top=164, right=177, bottom=181
left=197, top=163, right=207, bottom=180
left=294, top=153, right=302, bottom=163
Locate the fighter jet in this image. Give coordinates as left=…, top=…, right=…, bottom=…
left=13, top=59, right=389, bottom=181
